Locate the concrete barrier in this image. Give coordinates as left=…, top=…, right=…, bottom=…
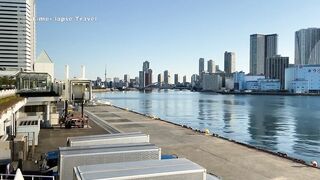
left=0, top=89, right=16, bottom=98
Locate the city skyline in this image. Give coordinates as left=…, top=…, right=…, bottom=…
left=35, top=0, right=320, bottom=80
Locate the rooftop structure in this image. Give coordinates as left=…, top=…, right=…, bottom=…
left=34, top=51, right=54, bottom=81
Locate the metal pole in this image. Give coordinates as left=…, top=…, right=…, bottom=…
left=64, top=100, right=68, bottom=121
left=11, top=108, right=15, bottom=161
left=31, top=132, right=35, bottom=160
left=81, top=92, right=84, bottom=118
left=81, top=100, right=84, bottom=118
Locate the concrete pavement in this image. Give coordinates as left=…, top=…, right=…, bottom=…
left=85, top=105, right=320, bottom=180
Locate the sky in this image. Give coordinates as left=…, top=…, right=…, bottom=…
left=36, top=0, right=320, bottom=81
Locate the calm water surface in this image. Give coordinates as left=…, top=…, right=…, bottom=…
left=95, top=90, right=320, bottom=163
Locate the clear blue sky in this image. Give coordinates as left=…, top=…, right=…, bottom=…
left=36, top=0, right=320, bottom=81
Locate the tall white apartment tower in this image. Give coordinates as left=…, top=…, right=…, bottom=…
left=0, top=0, right=36, bottom=72
left=250, top=34, right=277, bottom=75
left=207, top=59, right=215, bottom=74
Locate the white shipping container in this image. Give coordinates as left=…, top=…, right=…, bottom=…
left=67, top=132, right=149, bottom=147
left=73, top=158, right=207, bottom=180
left=59, top=144, right=161, bottom=180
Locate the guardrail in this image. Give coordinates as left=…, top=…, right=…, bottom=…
left=0, top=174, right=55, bottom=180
left=0, top=89, right=16, bottom=98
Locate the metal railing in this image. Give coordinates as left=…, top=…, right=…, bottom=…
left=0, top=174, right=55, bottom=180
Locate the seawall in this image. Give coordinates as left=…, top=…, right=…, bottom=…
left=85, top=105, right=320, bottom=180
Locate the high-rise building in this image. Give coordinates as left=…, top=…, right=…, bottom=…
left=183, top=75, right=187, bottom=85
left=143, top=61, right=150, bottom=71
left=174, top=74, right=179, bottom=85
left=164, top=70, right=170, bottom=85
left=191, top=74, right=199, bottom=87
left=0, top=0, right=36, bottom=72
left=250, top=34, right=278, bottom=75
left=207, top=60, right=215, bottom=73
left=265, top=55, right=289, bottom=90
left=139, top=71, right=144, bottom=88
left=199, top=58, right=205, bottom=75
left=265, top=34, right=278, bottom=59
left=216, top=65, right=220, bottom=72
left=134, top=77, right=139, bottom=86
left=295, top=28, right=320, bottom=65
left=139, top=61, right=153, bottom=88
left=224, top=51, right=236, bottom=74
left=157, top=73, right=162, bottom=86
left=199, top=58, right=205, bottom=88
left=144, top=69, right=152, bottom=87
left=250, top=34, right=265, bottom=75
left=124, top=74, right=130, bottom=82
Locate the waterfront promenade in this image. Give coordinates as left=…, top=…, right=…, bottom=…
left=85, top=105, right=320, bottom=180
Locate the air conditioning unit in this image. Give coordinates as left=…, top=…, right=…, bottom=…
left=73, top=158, right=208, bottom=180
left=66, top=132, right=149, bottom=147
left=59, top=144, right=160, bottom=180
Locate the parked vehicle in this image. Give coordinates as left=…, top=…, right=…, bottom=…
left=39, top=150, right=59, bottom=176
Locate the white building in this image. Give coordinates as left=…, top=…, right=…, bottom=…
left=202, top=73, right=222, bottom=91
left=244, top=75, right=265, bottom=90
left=285, top=65, right=320, bottom=93
left=258, top=79, right=280, bottom=91
left=245, top=75, right=265, bottom=82
left=34, top=51, right=54, bottom=81
left=207, top=60, right=215, bottom=73
left=234, top=72, right=264, bottom=91
left=245, top=81, right=259, bottom=90
left=0, top=0, right=36, bottom=72
left=233, top=72, right=279, bottom=91
left=245, top=79, right=279, bottom=91
left=233, top=71, right=245, bottom=90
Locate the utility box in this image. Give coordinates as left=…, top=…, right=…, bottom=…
left=13, top=134, right=28, bottom=161
left=73, top=158, right=207, bottom=180
left=66, top=132, right=149, bottom=147
left=16, top=116, right=40, bottom=146
left=50, top=113, right=59, bottom=125
left=59, top=144, right=161, bottom=180
left=0, top=135, right=11, bottom=165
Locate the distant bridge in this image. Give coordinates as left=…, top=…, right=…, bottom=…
left=141, top=83, right=191, bottom=90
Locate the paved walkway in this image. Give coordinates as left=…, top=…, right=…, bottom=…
left=86, top=105, right=320, bottom=180
left=24, top=118, right=107, bottom=171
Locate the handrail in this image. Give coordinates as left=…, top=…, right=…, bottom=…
left=0, top=174, right=55, bottom=180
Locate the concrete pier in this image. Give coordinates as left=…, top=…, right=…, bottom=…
left=85, top=105, right=320, bottom=180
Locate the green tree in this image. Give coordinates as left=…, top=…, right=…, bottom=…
left=0, top=76, right=15, bottom=89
